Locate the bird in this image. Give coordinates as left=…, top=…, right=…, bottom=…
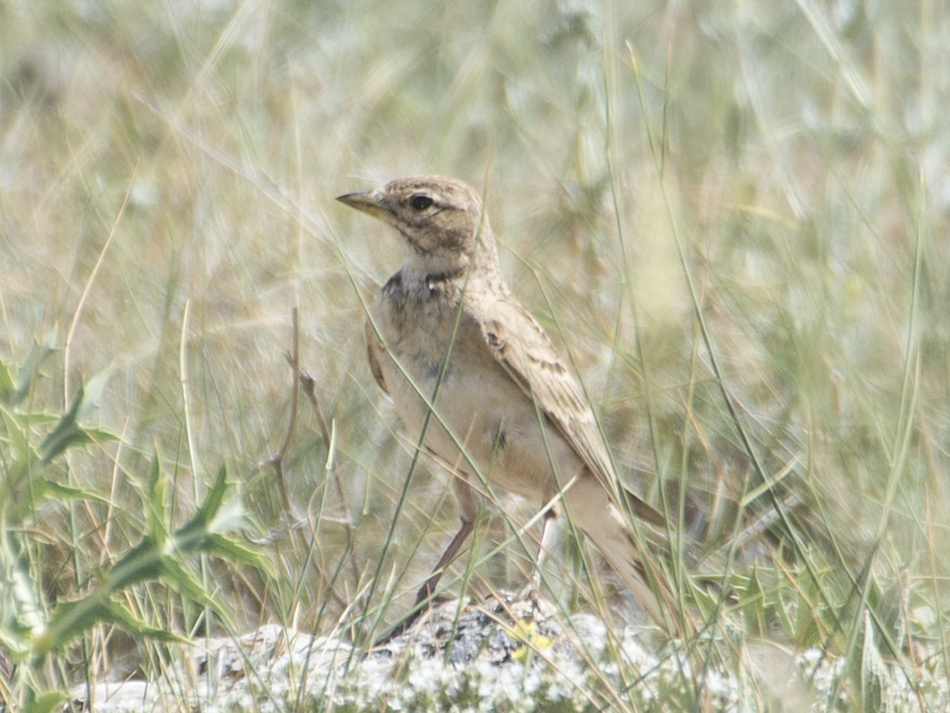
left=337, top=174, right=683, bottom=633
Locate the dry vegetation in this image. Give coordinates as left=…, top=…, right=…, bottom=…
left=1, top=0, right=948, bottom=710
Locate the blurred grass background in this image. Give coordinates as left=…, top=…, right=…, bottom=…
left=1, top=0, right=948, bottom=708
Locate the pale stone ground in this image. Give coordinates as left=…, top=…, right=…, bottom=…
left=69, top=594, right=936, bottom=712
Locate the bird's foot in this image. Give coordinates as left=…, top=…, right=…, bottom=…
left=373, top=593, right=452, bottom=647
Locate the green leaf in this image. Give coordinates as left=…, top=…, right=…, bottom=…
left=38, top=368, right=115, bottom=463
left=98, top=599, right=191, bottom=645
left=78, top=367, right=112, bottom=421
left=199, top=463, right=230, bottom=526
left=10, top=335, right=58, bottom=408
left=105, top=536, right=167, bottom=593
left=31, top=594, right=114, bottom=656
left=207, top=532, right=268, bottom=571
left=0, top=359, right=14, bottom=403
left=158, top=556, right=221, bottom=611
left=39, top=385, right=89, bottom=463
left=0, top=403, right=35, bottom=488
left=0, top=524, right=46, bottom=660
left=171, top=464, right=232, bottom=555
left=32, top=479, right=113, bottom=506
left=144, top=454, right=168, bottom=547
left=23, top=691, right=66, bottom=713
left=28, top=462, right=259, bottom=659
left=32, top=593, right=189, bottom=657
left=82, top=427, right=119, bottom=444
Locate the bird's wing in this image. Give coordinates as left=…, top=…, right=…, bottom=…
left=364, top=317, right=389, bottom=394
left=474, top=290, right=666, bottom=529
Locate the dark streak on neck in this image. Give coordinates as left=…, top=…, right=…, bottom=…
left=425, top=267, right=465, bottom=286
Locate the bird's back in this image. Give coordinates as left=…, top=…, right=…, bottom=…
left=368, top=271, right=590, bottom=503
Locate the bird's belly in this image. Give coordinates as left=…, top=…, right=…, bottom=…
left=380, top=349, right=583, bottom=504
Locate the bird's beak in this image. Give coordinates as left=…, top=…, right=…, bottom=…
left=336, top=190, right=387, bottom=220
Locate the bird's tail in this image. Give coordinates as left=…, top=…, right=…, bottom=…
left=563, top=478, right=688, bottom=635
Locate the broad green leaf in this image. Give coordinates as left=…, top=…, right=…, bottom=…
left=11, top=336, right=58, bottom=407
left=197, top=464, right=230, bottom=526
left=32, top=479, right=112, bottom=506
left=82, top=426, right=119, bottom=444
left=78, top=367, right=112, bottom=421
left=31, top=595, right=114, bottom=656
left=158, top=557, right=221, bottom=611
left=206, top=533, right=268, bottom=571
left=97, top=599, right=191, bottom=645
left=105, top=536, right=167, bottom=593
left=171, top=464, right=232, bottom=554
left=36, top=367, right=116, bottom=463
left=28, top=462, right=258, bottom=659
left=23, top=691, right=66, bottom=713
left=1, top=403, right=35, bottom=488
left=0, top=359, right=14, bottom=403
left=32, top=594, right=188, bottom=656
left=37, top=397, right=117, bottom=465
left=39, top=385, right=88, bottom=463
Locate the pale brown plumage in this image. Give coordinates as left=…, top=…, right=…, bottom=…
left=337, top=175, right=682, bottom=631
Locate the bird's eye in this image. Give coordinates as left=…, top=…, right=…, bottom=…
left=410, top=194, right=434, bottom=211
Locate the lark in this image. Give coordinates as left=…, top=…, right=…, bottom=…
left=337, top=175, right=681, bottom=631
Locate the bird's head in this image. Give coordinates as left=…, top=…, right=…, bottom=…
left=337, top=175, right=498, bottom=279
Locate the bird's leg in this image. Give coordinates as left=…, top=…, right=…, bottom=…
left=414, top=451, right=481, bottom=607
left=532, top=507, right=558, bottom=587
left=379, top=517, right=474, bottom=644
left=380, top=467, right=481, bottom=643
left=524, top=507, right=558, bottom=616
left=413, top=517, right=475, bottom=607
